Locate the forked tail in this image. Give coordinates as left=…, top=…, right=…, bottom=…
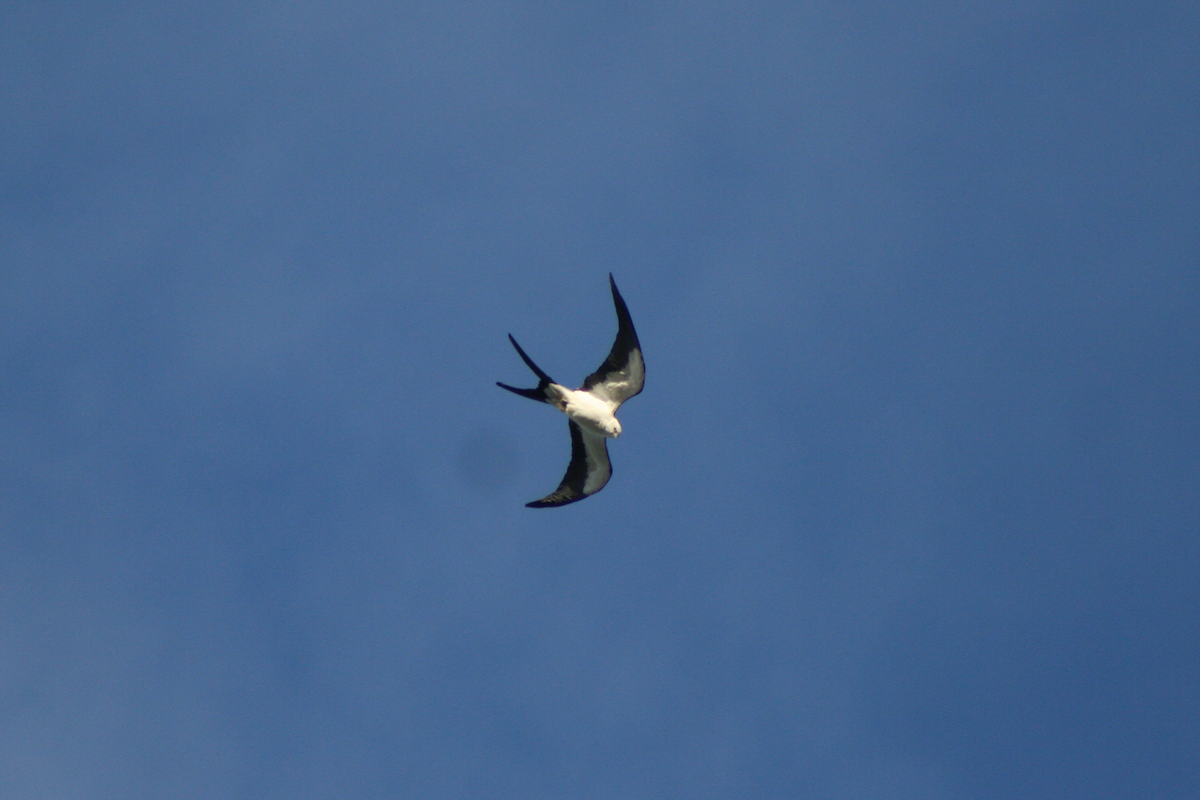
left=496, top=334, right=555, bottom=403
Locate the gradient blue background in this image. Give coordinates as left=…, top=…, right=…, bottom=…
left=3, top=2, right=1198, bottom=798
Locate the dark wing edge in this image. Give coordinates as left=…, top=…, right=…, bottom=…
left=497, top=334, right=556, bottom=403
left=525, top=421, right=612, bottom=508
left=582, top=274, right=644, bottom=405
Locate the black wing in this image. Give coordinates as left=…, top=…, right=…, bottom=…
left=582, top=274, right=644, bottom=406
left=526, top=421, right=612, bottom=508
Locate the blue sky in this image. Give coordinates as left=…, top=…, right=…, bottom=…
left=3, top=2, right=1198, bottom=798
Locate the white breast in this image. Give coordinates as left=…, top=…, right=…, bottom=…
left=562, top=389, right=621, bottom=438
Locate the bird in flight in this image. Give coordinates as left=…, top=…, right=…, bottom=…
left=498, top=274, right=645, bottom=507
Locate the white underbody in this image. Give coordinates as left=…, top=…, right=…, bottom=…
left=546, top=384, right=622, bottom=438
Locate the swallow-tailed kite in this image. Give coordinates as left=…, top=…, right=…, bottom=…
left=498, top=274, right=645, bottom=507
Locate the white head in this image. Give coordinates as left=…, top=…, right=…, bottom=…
left=604, top=418, right=622, bottom=438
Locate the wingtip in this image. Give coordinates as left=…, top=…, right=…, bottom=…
left=525, top=495, right=587, bottom=509
left=609, top=273, right=623, bottom=302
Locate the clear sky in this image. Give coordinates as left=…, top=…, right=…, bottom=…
left=3, top=2, right=1198, bottom=798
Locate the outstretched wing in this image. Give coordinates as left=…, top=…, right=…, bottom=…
left=526, top=421, right=612, bottom=508
left=582, top=274, right=644, bottom=407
